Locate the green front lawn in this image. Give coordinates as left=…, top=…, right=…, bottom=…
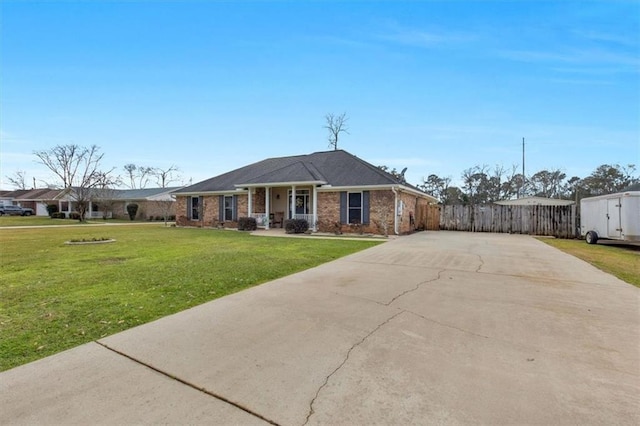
left=0, top=216, right=81, bottom=226
left=539, top=238, right=640, bottom=288
left=0, top=216, right=148, bottom=227
left=0, top=226, right=381, bottom=371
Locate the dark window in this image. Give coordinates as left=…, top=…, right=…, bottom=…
left=190, top=196, right=200, bottom=220
left=348, top=192, right=362, bottom=224
left=224, top=196, right=234, bottom=221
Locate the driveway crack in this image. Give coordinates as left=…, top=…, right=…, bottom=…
left=475, top=254, right=485, bottom=273
left=385, top=269, right=446, bottom=306
left=95, top=341, right=281, bottom=426
left=302, top=310, right=404, bottom=426
left=405, top=310, right=491, bottom=340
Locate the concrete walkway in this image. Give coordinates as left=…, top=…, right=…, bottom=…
left=1, top=232, right=639, bottom=425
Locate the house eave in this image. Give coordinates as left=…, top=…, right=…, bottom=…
left=234, top=180, right=327, bottom=188
left=174, top=189, right=248, bottom=197
left=317, top=184, right=437, bottom=202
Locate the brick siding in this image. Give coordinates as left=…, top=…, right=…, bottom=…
left=178, top=189, right=431, bottom=235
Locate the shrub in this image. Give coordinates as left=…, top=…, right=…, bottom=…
left=51, top=212, right=66, bottom=219
left=284, top=219, right=309, bottom=234
left=148, top=216, right=154, bottom=221
left=238, top=217, right=257, bottom=231
left=68, top=212, right=81, bottom=220
left=168, top=215, right=176, bottom=221
left=126, top=203, right=138, bottom=221
left=46, top=204, right=59, bottom=217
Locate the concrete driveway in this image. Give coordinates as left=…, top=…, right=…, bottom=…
left=2, top=231, right=639, bottom=425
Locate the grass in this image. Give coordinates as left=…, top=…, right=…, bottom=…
left=0, top=216, right=83, bottom=226
left=539, top=238, right=640, bottom=288
left=0, top=216, right=141, bottom=227
left=0, top=226, right=381, bottom=371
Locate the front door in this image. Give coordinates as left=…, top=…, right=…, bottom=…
left=607, top=198, right=621, bottom=238
left=288, top=190, right=309, bottom=218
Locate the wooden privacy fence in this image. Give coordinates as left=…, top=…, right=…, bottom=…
left=416, top=204, right=441, bottom=231
left=439, top=204, right=577, bottom=238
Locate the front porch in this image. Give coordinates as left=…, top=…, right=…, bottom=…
left=246, top=186, right=318, bottom=231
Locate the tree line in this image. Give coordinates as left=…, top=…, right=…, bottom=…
left=6, top=143, right=639, bottom=217
left=415, top=163, right=639, bottom=205
left=4, top=144, right=182, bottom=221
left=6, top=144, right=182, bottom=191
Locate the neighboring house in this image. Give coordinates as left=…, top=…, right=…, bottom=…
left=0, top=188, right=65, bottom=215
left=109, top=187, right=181, bottom=219
left=56, top=187, right=180, bottom=219
left=495, top=197, right=575, bottom=206
left=0, top=187, right=178, bottom=219
left=172, top=149, right=438, bottom=235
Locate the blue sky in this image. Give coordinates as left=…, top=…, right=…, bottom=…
left=1, top=0, right=638, bottom=189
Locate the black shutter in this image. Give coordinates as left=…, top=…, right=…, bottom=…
left=218, top=195, right=224, bottom=221
left=363, top=191, right=370, bottom=224
left=233, top=195, right=238, bottom=221
left=340, top=192, right=347, bottom=224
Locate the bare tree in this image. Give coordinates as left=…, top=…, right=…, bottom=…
left=123, top=163, right=154, bottom=189
left=324, top=112, right=349, bottom=150
left=123, top=164, right=137, bottom=189
left=419, top=174, right=452, bottom=203
left=461, top=165, right=492, bottom=205
left=6, top=170, right=28, bottom=190
left=93, top=187, right=119, bottom=220
left=152, top=198, right=176, bottom=226
left=153, top=165, right=180, bottom=188
left=34, top=144, right=116, bottom=221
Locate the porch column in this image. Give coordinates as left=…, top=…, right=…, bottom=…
left=265, top=187, right=270, bottom=230
left=312, top=185, right=318, bottom=231
left=248, top=188, right=253, bottom=218
left=291, top=185, right=296, bottom=220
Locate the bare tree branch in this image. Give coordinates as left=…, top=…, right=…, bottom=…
left=5, top=170, right=29, bottom=190
left=34, top=144, right=116, bottom=221
left=324, top=112, right=349, bottom=150
left=154, top=165, right=180, bottom=188
left=123, top=164, right=154, bottom=189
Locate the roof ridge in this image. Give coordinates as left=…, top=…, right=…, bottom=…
left=301, top=161, right=327, bottom=182
left=239, top=160, right=313, bottom=184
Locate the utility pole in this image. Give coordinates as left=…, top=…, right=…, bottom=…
left=520, top=137, right=525, bottom=198
left=522, top=137, right=525, bottom=179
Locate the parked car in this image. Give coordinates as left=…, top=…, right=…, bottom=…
left=0, top=205, right=35, bottom=216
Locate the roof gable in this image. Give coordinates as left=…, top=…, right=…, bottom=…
left=113, top=187, right=182, bottom=200
left=175, top=150, right=411, bottom=194
left=237, top=161, right=328, bottom=186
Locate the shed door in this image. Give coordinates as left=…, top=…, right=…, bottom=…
left=607, top=198, right=622, bottom=238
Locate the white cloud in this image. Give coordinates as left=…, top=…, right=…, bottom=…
left=498, top=47, right=640, bottom=71
left=374, top=20, right=477, bottom=48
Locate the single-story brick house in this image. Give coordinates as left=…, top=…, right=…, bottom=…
left=1, top=187, right=178, bottom=219
left=173, top=149, right=438, bottom=235
left=0, top=188, right=66, bottom=216
left=56, top=187, right=180, bottom=219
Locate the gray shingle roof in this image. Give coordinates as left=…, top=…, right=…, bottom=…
left=174, top=150, right=414, bottom=193
left=112, top=187, right=182, bottom=200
